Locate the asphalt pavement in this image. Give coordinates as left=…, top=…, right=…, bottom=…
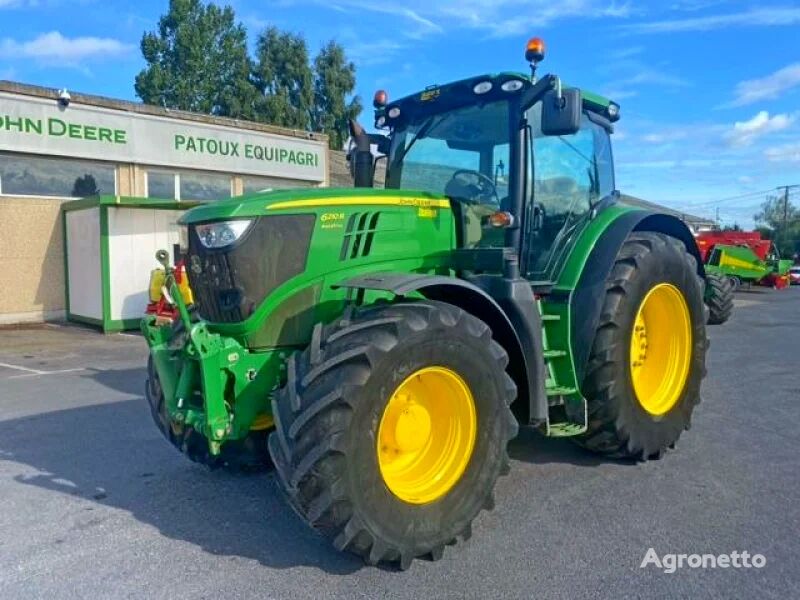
left=1, top=287, right=798, bottom=599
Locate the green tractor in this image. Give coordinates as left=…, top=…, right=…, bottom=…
left=143, top=39, right=711, bottom=569
left=705, top=243, right=793, bottom=290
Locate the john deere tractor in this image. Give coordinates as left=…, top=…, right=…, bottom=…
left=143, top=39, right=711, bottom=569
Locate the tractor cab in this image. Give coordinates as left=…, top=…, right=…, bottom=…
left=350, top=38, right=620, bottom=284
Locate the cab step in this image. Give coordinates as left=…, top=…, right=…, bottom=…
left=543, top=350, right=567, bottom=359
left=548, top=422, right=587, bottom=437
left=546, top=386, right=578, bottom=396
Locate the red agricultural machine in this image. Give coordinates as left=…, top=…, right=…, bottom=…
left=695, top=230, right=791, bottom=290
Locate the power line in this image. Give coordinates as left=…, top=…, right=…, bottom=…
left=679, top=188, right=778, bottom=210
left=679, top=185, right=800, bottom=211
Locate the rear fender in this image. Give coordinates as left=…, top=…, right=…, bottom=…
left=569, top=211, right=704, bottom=384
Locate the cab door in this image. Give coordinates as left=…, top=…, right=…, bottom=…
left=523, top=107, right=615, bottom=281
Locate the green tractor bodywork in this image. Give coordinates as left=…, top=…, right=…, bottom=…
left=142, top=65, right=710, bottom=566
left=704, top=243, right=791, bottom=285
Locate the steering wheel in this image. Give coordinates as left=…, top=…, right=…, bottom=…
left=445, top=169, right=500, bottom=206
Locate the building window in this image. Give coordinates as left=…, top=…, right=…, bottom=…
left=180, top=171, right=231, bottom=201
left=0, top=153, right=116, bottom=198
left=145, top=169, right=232, bottom=201
left=241, top=176, right=313, bottom=196
left=146, top=170, right=177, bottom=200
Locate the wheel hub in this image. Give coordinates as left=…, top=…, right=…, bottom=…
left=392, top=398, right=432, bottom=452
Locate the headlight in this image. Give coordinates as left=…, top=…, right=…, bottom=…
left=178, top=225, right=189, bottom=255
left=195, top=220, right=253, bottom=249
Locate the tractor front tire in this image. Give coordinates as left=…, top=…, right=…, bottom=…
left=705, top=272, right=734, bottom=325
left=575, top=232, right=707, bottom=460
left=268, top=301, right=518, bottom=569
left=145, top=357, right=271, bottom=471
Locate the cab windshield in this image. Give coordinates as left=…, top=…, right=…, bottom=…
left=385, top=100, right=511, bottom=209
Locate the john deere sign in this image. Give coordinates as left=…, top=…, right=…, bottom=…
left=0, top=92, right=326, bottom=181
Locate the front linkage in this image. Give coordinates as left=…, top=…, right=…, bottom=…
left=142, top=250, right=276, bottom=464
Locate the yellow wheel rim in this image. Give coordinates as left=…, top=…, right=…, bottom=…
left=630, top=283, right=693, bottom=416
left=377, top=366, right=477, bottom=504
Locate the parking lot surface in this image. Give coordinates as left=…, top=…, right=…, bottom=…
left=1, top=288, right=798, bottom=599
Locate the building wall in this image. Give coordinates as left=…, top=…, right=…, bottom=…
left=0, top=196, right=67, bottom=323
left=0, top=81, right=330, bottom=326
left=329, top=150, right=384, bottom=188
left=0, top=171, right=331, bottom=325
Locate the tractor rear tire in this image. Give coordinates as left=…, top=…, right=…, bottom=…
left=268, top=301, right=518, bottom=569
left=705, top=272, right=734, bottom=325
left=574, top=232, right=707, bottom=460
left=145, top=357, right=271, bottom=471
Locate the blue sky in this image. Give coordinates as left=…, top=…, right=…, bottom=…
left=1, top=0, right=799, bottom=225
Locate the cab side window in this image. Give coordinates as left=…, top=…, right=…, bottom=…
left=526, top=108, right=615, bottom=278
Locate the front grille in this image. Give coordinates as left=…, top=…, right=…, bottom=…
left=186, top=215, right=316, bottom=323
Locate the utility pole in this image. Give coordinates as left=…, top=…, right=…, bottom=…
left=780, top=184, right=799, bottom=221
left=782, top=186, right=790, bottom=233
left=778, top=185, right=799, bottom=252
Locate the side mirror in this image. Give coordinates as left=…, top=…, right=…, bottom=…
left=541, top=88, right=581, bottom=136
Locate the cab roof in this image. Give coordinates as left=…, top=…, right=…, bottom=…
left=377, top=72, right=619, bottom=128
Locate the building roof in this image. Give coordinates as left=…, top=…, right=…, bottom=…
left=619, top=194, right=715, bottom=228
left=0, top=80, right=327, bottom=143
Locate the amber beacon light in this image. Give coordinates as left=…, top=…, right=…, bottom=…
left=525, top=37, right=545, bottom=63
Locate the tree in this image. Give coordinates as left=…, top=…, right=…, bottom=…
left=722, top=223, right=743, bottom=232
left=252, top=27, right=314, bottom=130
left=312, top=41, right=362, bottom=150
left=135, top=2, right=362, bottom=147
left=135, top=0, right=256, bottom=119
left=754, top=194, right=800, bottom=257
left=72, top=174, right=99, bottom=197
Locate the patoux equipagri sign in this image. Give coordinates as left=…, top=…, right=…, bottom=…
left=0, top=92, right=326, bottom=182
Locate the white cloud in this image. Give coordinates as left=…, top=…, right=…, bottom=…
left=602, top=87, right=638, bottom=100
left=617, top=68, right=689, bottom=88
left=608, top=46, right=644, bottom=61
left=723, top=62, right=800, bottom=107
left=316, top=1, right=632, bottom=38
left=765, top=142, right=800, bottom=162
left=345, top=39, right=408, bottom=66
left=669, top=0, right=729, bottom=11
left=642, top=130, right=688, bottom=144
left=600, top=66, right=688, bottom=102
left=0, top=31, right=133, bottom=63
left=726, top=111, right=796, bottom=147
left=624, top=7, right=800, bottom=34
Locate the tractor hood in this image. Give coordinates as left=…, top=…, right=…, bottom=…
left=179, top=187, right=450, bottom=224
left=179, top=186, right=457, bottom=327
